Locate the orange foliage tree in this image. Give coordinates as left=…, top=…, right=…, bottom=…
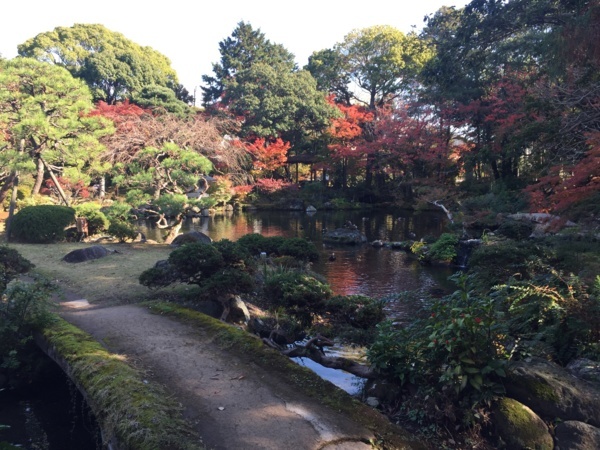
left=326, top=99, right=374, bottom=188
left=245, top=137, right=290, bottom=176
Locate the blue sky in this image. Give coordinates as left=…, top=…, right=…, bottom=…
left=1, top=0, right=469, bottom=93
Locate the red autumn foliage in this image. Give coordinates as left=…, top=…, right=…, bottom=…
left=42, top=177, right=90, bottom=199
left=245, top=137, right=290, bottom=172
left=88, top=100, right=149, bottom=132
left=526, top=131, right=600, bottom=213
left=255, top=178, right=297, bottom=195
left=327, top=97, right=373, bottom=160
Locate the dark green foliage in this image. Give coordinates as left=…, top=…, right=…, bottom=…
left=140, top=240, right=256, bottom=301
left=236, top=233, right=284, bottom=256
left=236, top=233, right=319, bottom=262
left=74, top=203, right=110, bottom=235
left=167, top=242, right=224, bottom=281
left=277, top=237, right=320, bottom=262
left=0, top=246, right=34, bottom=292
left=212, top=239, right=253, bottom=270
left=427, top=233, right=459, bottom=263
left=0, top=248, right=53, bottom=378
left=497, top=220, right=533, bottom=240
left=367, top=275, right=508, bottom=427
left=467, top=240, right=551, bottom=288
left=263, top=271, right=332, bottom=327
left=496, top=271, right=600, bottom=364
left=10, top=205, right=75, bottom=243
left=108, top=220, right=138, bottom=243
left=325, top=295, right=386, bottom=330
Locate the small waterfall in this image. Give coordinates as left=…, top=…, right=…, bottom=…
left=456, top=239, right=483, bottom=269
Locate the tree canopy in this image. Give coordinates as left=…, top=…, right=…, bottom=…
left=18, top=24, right=186, bottom=107
left=0, top=57, right=112, bottom=203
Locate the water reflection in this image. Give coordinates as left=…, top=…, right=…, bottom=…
left=137, top=208, right=455, bottom=302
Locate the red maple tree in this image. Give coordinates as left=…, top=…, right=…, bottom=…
left=245, top=137, right=290, bottom=173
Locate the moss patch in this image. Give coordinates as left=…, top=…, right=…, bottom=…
left=40, top=315, right=204, bottom=450
left=494, top=398, right=553, bottom=450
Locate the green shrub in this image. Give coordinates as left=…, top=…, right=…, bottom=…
left=74, top=202, right=110, bottom=235
left=325, top=295, right=386, bottom=330
left=497, top=220, right=533, bottom=240
left=212, top=239, right=254, bottom=271
left=108, top=220, right=138, bottom=242
left=427, top=233, right=459, bottom=263
left=10, top=205, right=75, bottom=243
left=497, top=272, right=600, bottom=364
left=468, top=240, right=551, bottom=288
left=102, top=201, right=134, bottom=221
left=0, top=246, right=34, bottom=292
left=278, top=237, right=319, bottom=262
left=140, top=240, right=256, bottom=301
left=367, top=275, right=508, bottom=426
left=263, top=271, right=332, bottom=327
left=237, top=233, right=283, bottom=256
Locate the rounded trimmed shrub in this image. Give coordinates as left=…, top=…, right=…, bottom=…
left=10, top=205, right=76, bottom=243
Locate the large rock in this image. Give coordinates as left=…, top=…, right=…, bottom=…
left=506, top=357, right=600, bottom=427
left=322, top=228, right=367, bottom=245
left=555, top=421, right=600, bottom=450
left=170, top=231, right=212, bottom=247
left=567, top=358, right=600, bottom=383
left=63, top=245, right=112, bottom=263
left=492, top=397, right=553, bottom=450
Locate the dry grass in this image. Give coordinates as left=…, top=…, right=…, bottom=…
left=5, top=241, right=177, bottom=304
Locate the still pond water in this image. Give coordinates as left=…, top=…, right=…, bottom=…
left=139, top=207, right=456, bottom=307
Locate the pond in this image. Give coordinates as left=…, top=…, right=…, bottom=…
left=138, top=207, right=457, bottom=319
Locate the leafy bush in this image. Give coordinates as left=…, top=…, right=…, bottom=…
left=10, top=205, right=76, bottom=243
left=277, top=237, right=319, bottom=262
left=102, top=201, right=135, bottom=222
left=0, top=246, right=34, bottom=292
left=467, top=240, right=551, bottom=288
left=0, top=248, right=53, bottom=378
left=108, top=220, right=138, bottom=242
left=74, top=202, right=110, bottom=235
left=367, top=275, right=508, bottom=426
left=325, top=295, right=386, bottom=330
left=496, top=220, right=533, bottom=240
left=427, top=233, right=459, bottom=263
left=497, top=271, right=600, bottom=364
left=140, top=240, right=256, bottom=300
left=263, top=271, right=332, bottom=327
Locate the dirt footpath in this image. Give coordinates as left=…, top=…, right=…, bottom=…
left=59, top=301, right=375, bottom=450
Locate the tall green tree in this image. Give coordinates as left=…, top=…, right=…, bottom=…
left=335, top=25, right=433, bottom=109
left=0, top=58, right=112, bottom=204
left=201, top=21, right=296, bottom=107
left=18, top=24, right=185, bottom=107
left=224, top=62, right=337, bottom=149
left=305, top=49, right=353, bottom=105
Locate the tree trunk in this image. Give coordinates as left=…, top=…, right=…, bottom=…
left=40, top=157, right=70, bottom=206
left=162, top=214, right=185, bottom=244
left=31, top=157, right=45, bottom=195
left=99, top=176, right=106, bottom=199
left=0, top=174, right=16, bottom=206
left=5, top=173, right=19, bottom=242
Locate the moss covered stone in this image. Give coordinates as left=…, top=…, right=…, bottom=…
left=493, top=397, right=553, bottom=450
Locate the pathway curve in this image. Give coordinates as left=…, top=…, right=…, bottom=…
left=58, top=299, right=376, bottom=450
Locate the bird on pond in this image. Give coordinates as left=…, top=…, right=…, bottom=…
left=329, top=253, right=336, bottom=261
